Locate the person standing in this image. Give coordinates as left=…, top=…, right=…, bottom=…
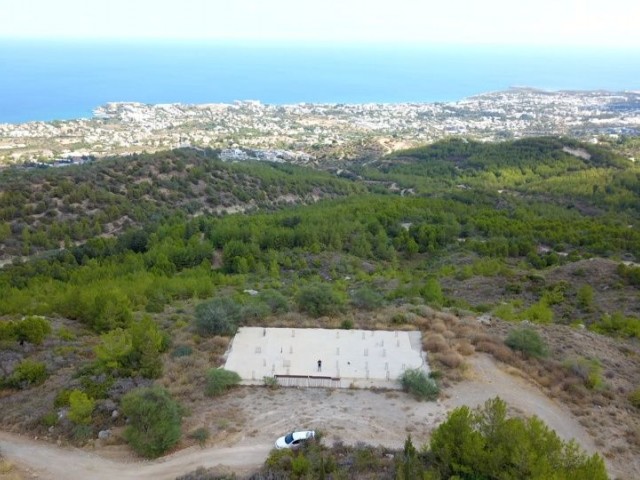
left=317, top=359, right=322, bottom=372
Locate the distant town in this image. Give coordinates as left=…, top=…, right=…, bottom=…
left=1, top=88, right=639, bottom=166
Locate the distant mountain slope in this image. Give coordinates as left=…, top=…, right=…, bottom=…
left=360, top=137, right=640, bottom=214
left=0, top=148, right=363, bottom=258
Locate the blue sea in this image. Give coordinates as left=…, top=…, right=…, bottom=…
left=1, top=40, right=640, bottom=124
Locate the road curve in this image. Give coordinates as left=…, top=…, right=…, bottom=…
left=0, top=431, right=271, bottom=480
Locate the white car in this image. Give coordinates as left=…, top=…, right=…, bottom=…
left=274, top=430, right=316, bottom=449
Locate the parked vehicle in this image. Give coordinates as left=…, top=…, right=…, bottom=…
left=274, top=430, right=315, bottom=449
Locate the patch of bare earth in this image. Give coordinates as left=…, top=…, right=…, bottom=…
left=1, top=350, right=631, bottom=479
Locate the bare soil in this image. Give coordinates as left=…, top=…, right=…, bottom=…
left=1, top=352, right=631, bottom=480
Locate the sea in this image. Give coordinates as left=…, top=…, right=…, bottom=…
left=1, top=40, right=640, bottom=124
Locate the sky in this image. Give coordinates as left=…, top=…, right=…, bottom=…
left=2, top=0, right=640, bottom=48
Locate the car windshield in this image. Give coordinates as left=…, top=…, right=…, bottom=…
left=285, top=433, right=294, bottom=444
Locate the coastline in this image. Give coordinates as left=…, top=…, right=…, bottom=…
left=1, top=88, right=639, bottom=166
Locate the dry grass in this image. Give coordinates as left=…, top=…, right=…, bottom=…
left=0, top=459, right=22, bottom=480
left=430, top=320, right=448, bottom=334
left=474, top=340, right=514, bottom=363
left=435, top=351, right=464, bottom=369
left=456, top=340, right=475, bottom=356
left=423, top=333, right=449, bottom=353
left=0, top=460, right=15, bottom=475
left=435, top=311, right=460, bottom=327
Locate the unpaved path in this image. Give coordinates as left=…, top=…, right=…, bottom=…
left=0, top=433, right=270, bottom=480
left=444, top=355, right=599, bottom=453
left=0, top=354, right=617, bottom=479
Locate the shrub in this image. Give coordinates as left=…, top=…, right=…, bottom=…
left=521, top=300, right=554, bottom=324
left=424, top=334, right=448, bottom=353
left=259, top=289, right=289, bottom=314
left=456, top=341, right=475, bottom=356
left=505, top=327, right=548, bottom=358
left=171, top=345, right=193, bottom=358
left=474, top=340, right=514, bottom=363
left=429, top=397, right=608, bottom=480
left=421, top=278, right=444, bottom=305
left=205, top=369, right=241, bottom=397
left=291, top=454, right=311, bottom=476
left=40, top=411, right=58, bottom=427
left=399, top=368, right=439, bottom=401
left=350, top=286, right=384, bottom=310
left=629, top=388, right=640, bottom=409
left=340, top=318, right=354, bottom=330
left=565, top=357, right=605, bottom=390
left=15, top=316, right=52, bottom=345
left=194, top=297, right=241, bottom=336
left=54, top=388, right=73, bottom=407
left=72, top=424, right=93, bottom=443
left=263, top=376, right=279, bottom=388
left=0, top=320, right=17, bottom=342
left=68, top=390, right=95, bottom=425
left=121, top=386, right=183, bottom=458
left=296, top=282, right=344, bottom=317
left=590, top=312, right=640, bottom=339
left=576, top=285, right=594, bottom=310
left=6, top=359, right=48, bottom=389
left=188, top=427, right=210, bottom=448
left=436, top=352, right=464, bottom=369
left=240, top=301, right=270, bottom=323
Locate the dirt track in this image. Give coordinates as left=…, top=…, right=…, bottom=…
left=0, top=354, right=618, bottom=479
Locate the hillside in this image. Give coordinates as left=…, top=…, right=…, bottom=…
left=0, top=148, right=363, bottom=259
left=1, top=136, right=639, bottom=478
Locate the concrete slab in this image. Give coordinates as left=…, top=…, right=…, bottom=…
left=223, top=327, right=428, bottom=389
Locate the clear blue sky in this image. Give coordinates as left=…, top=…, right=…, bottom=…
left=2, top=0, right=639, bottom=47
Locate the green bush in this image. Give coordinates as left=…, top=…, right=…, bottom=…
left=68, top=390, right=95, bottom=425
left=15, top=316, right=52, bottom=345
left=590, top=312, right=640, bottom=339
left=340, top=318, right=354, bottom=330
left=6, top=359, right=48, bottom=389
left=41, top=410, right=59, bottom=427
left=576, top=285, right=594, bottom=310
left=54, top=388, right=73, bottom=407
left=205, top=369, right=241, bottom=397
left=399, top=368, right=439, bottom=401
left=564, top=357, right=605, bottom=390
left=259, top=289, right=289, bottom=314
left=350, top=286, right=384, bottom=310
left=292, top=454, right=311, bottom=476
left=194, top=297, right=241, bottom=336
left=0, top=320, right=17, bottom=342
left=121, top=386, right=183, bottom=458
left=420, top=278, right=444, bottom=305
left=429, top=397, right=607, bottom=480
left=521, top=300, right=554, bottom=324
left=296, top=282, right=344, bottom=317
left=505, top=327, right=548, bottom=358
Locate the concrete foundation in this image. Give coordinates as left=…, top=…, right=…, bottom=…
left=223, top=327, right=428, bottom=389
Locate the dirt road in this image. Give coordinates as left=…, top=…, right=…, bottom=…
left=0, top=354, right=617, bottom=479
left=0, top=432, right=270, bottom=480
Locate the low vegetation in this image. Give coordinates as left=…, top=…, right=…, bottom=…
left=120, top=386, right=183, bottom=458
left=399, top=368, right=439, bottom=401
left=504, top=326, right=548, bottom=358
left=204, top=369, right=241, bottom=397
